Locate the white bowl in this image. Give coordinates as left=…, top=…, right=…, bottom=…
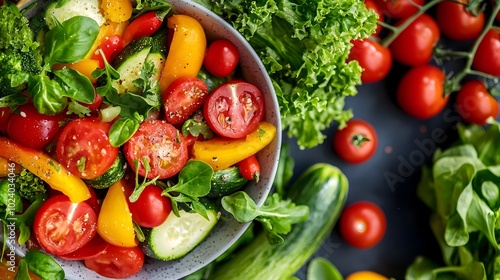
left=22, top=0, right=281, bottom=279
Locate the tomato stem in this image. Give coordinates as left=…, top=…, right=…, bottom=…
left=380, top=0, right=445, bottom=48
left=351, top=134, right=370, bottom=148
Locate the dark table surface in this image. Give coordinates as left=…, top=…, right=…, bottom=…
left=288, top=62, right=463, bottom=279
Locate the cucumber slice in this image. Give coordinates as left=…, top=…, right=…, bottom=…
left=45, top=0, right=106, bottom=29
left=149, top=209, right=219, bottom=261
left=112, top=37, right=153, bottom=94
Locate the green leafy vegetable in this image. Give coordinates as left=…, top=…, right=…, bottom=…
left=307, top=257, right=344, bottom=280
left=193, top=0, right=377, bottom=148
left=221, top=191, right=309, bottom=244
left=408, top=121, right=500, bottom=279
left=161, top=160, right=213, bottom=219
left=23, top=250, right=65, bottom=280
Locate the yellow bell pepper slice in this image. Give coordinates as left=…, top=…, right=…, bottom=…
left=101, top=0, right=133, bottom=23
left=0, top=137, right=91, bottom=203
left=53, top=59, right=100, bottom=83
left=97, top=179, right=137, bottom=247
left=192, top=122, right=277, bottom=171
left=159, top=14, right=206, bottom=93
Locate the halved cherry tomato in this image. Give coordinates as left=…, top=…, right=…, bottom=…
left=33, top=195, right=98, bottom=256
left=58, top=235, right=109, bottom=261
left=456, top=80, right=499, bottom=125
left=122, top=11, right=165, bottom=45
left=389, top=14, right=440, bottom=66
left=339, top=201, right=387, bottom=249
left=0, top=107, right=10, bottom=135
left=84, top=244, right=144, bottom=279
left=364, top=0, right=384, bottom=36
left=123, top=120, right=188, bottom=179
left=333, top=119, right=377, bottom=164
left=204, top=81, right=265, bottom=139
left=347, top=38, right=392, bottom=83
left=126, top=184, right=172, bottom=228
left=375, top=0, right=424, bottom=19
left=90, top=35, right=124, bottom=69
left=56, top=118, right=118, bottom=180
left=238, top=155, right=261, bottom=181
left=7, top=103, right=64, bottom=150
left=162, top=77, right=209, bottom=124
left=204, top=38, right=240, bottom=77
left=397, top=65, right=448, bottom=119
left=472, top=29, right=500, bottom=76
left=436, top=0, right=484, bottom=41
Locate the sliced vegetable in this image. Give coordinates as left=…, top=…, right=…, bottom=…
left=97, top=180, right=137, bottom=247
left=45, top=0, right=106, bottom=29
left=100, top=0, right=133, bottom=23
left=0, top=136, right=90, bottom=203
left=84, top=152, right=126, bottom=189
left=147, top=208, right=219, bottom=261
left=122, top=11, right=167, bottom=45
left=192, top=121, right=276, bottom=171
left=209, top=163, right=349, bottom=279
left=159, top=14, right=206, bottom=93
left=208, top=166, right=248, bottom=198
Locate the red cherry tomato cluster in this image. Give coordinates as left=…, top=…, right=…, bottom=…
left=336, top=0, right=500, bottom=252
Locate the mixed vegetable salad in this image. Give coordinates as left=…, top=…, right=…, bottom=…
left=0, top=0, right=313, bottom=278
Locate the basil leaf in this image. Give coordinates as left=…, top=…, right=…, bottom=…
left=14, top=259, right=31, bottom=280
left=0, top=93, right=28, bottom=108
left=28, top=74, right=67, bottom=115
left=24, top=250, right=65, bottom=280
left=109, top=118, right=140, bottom=147
left=307, top=258, right=343, bottom=280
left=44, top=16, right=99, bottom=65
left=53, top=68, right=94, bottom=103
left=168, top=160, right=213, bottom=197
left=0, top=181, right=23, bottom=212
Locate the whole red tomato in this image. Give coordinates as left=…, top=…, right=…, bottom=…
left=126, top=184, right=172, bottom=228
left=472, top=29, right=500, bottom=76
left=455, top=80, right=499, bottom=125
left=348, top=39, right=392, bottom=83
left=375, top=0, right=424, bottom=19
left=364, top=0, right=385, bottom=36
left=389, top=14, right=440, bottom=66
left=436, top=0, right=484, bottom=41
left=397, top=65, right=448, bottom=119
left=204, top=38, right=240, bottom=77
left=333, top=119, right=378, bottom=164
left=339, top=201, right=387, bottom=249
left=84, top=245, right=144, bottom=278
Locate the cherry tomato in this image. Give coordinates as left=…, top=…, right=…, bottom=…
left=126, top=184, right=172, bottom=228
left=346, top=271, right=389, bottom=280
left=90, top=35, right=124, bottom=69
left=123, top=120, right=188, bottom=179
left=58, top=235, right=109, bottom=261
left=347, top=39, right=392, bottom=83
left=472, top=29, right=500, bottom=76
left=7, top=103, right=64, bottom=150
left=84, top=244, right=144, bottom=279
left=56, top=118, right=118, bottom=179
left=238, top=155, right=261, bottom=181
left=436, top=0, right=484, bottom=41
left=122, top=12, right=164, bottom=45
left=339, top=201, right=387, bottom=249
left=456, top=80, right=499, bottom=125
left=375, top=0, right=424, bottom=19
left=203, top=38, right=240, bottom=77
left=0, top=107, right=11, bottom=135
left=204, top=81, right=265, bottom=139
left=389, top=14, right=440, bottom=66
left=79, top=90, right=103, bottom=111
left=33, top=195, right=98, bottom=256
left=397, top=65, right=448, bottom=119
left=162, top=77, right=209, bottom=124
left=364, top=0, right=384, bottom=36
left=333, top=119, right=378, bottom=164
